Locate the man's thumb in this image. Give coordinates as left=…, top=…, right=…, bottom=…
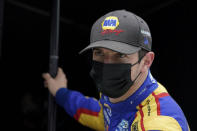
left=42, top=73, right=52, bottom=80
left=56, top=68, right=66, bottom=78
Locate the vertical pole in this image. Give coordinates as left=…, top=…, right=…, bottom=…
left=0, top=0, right=4, bottom=58
left=48, top=0, right=60, bottom=131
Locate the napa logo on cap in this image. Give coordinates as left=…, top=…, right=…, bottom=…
left=102, top=16, right=119, bottom=30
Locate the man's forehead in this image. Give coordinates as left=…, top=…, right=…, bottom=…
left=92, top=47, right=139, bottom=59
left=93, top=47, right=139, bottom=55
left=93, top=47, right=124, bottom=54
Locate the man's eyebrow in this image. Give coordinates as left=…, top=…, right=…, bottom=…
left=116, top=52, right=127, bottom=55
left=93, top=48, right=99, bottom=50
left=93, top=48, right=101, bottom=51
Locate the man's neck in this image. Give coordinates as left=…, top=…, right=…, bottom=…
left=109, top=70, right=149, bottom=103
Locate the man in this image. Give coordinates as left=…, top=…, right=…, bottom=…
left=42, top=10, right=190, bottom=131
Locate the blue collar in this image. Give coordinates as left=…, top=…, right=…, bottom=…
left=100, top=71, right=158, bottom=113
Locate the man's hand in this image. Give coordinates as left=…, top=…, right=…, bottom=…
left=42, top=68, right=67, bottom=96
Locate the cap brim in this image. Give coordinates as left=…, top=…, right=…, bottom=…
left=79, top=40, right=141, bottom=54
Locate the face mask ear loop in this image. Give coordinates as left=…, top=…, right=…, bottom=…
left=131, top=53, right=145, bottom=67
left=131, top=55, right=145, bottom=83
left=138, top=55, right=145, bottom=64
left=133, top=72, right=141, bottom=83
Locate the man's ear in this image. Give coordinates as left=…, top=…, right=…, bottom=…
left=140, top=52, right=155, bottom=72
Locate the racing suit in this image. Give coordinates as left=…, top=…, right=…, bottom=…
left=55, top=71, right=190, bottom=131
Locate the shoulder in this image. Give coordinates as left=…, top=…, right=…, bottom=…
left=132, top=114, right=182, bottom=131
left=132, top=82, right=189, bottom=131
left=144, top=115, right=182, bottom=130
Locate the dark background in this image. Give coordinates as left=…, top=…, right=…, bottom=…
left=0, top=0, right=196, bottom=130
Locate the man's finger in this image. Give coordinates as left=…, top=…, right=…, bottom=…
left=56, top=67, right=66, bottom=79
left=44, top=81, right=48, bottom=88
left=42, top=73, right=53, bottom=81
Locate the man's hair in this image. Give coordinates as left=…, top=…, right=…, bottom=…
left=138, top=49, right=148, bottom=61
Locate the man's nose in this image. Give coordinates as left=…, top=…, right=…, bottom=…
left=103, top=56, right=113, bottom=64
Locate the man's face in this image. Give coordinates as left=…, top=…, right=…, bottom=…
left=92, top=47, right=141, bottom=81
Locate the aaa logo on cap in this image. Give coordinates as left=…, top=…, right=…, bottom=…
left=102, top=16, right=119, bottom=30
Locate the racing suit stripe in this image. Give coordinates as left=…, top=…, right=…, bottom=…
left=157, top=92, right=169, bottom=98
left=152, top=92, right=161, bottom=115
left=77, top=103, right=105, bottom=131
left=139, top=104, right=145, bottom=131
left=152, top=88, right=169, bottom=116
left=74, top=108, right=99, bottom=120
left=132, top=110, right=143, bottom=131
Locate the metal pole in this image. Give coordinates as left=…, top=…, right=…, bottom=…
left=48, top=0, right=60, bottom=131
left=0, top=0, right=4, bottom=58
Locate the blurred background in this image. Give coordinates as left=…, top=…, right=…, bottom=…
left=0, top=0, right=196, bottom=130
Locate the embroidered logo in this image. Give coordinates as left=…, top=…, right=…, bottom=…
left=144, top=37, right=149, bottom=45
left=141, top=30, right=151, bottom=37
left=101, top=16, right=124, bottom=35
left=147, top=99, right=151, bottom=116
left=104, top=103, right=112, bottom=117
left=115, top=119, right=129, bottom=131
left=102, top=16, right=119, bottom=30
left=104, top=108, right=110, bottom=125
left=131, top=121, right=139, bottom=131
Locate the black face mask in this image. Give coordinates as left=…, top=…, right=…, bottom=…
left=90, top=60, right=141, bottom=98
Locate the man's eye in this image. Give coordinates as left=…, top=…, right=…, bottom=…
left=94, top=50, right=103, bottom=56
left=118, top=53, right=127, bottom=58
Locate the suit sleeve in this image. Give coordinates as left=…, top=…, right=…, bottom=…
left=55, top=88, right=105, bottom=131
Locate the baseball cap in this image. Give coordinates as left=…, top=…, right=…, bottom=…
left=79, top=10, right=152, bottom=54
